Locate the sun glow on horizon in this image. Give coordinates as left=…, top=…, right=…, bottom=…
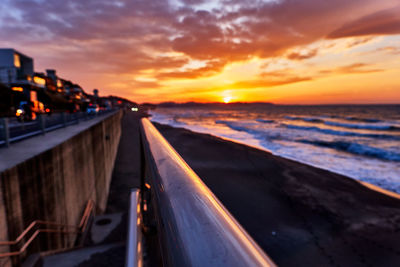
left=223, top=96, right=232, bottom=103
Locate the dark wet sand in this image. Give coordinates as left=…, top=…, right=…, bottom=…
left=155, top=122, right=400, bottom=267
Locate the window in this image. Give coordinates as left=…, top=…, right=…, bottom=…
left=14, top=53, right=21, bottom=68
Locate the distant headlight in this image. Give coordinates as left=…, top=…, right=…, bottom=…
left=16, top=109, right=23, bottom=116
left=131, top=107, right=138, bottom=112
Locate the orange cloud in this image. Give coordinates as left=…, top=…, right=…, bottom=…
left=286, top=49, right=318, bottom=61
left=374, top=46, right=400, bottom=55
left=228, top=77, right=312, bottom=89
left=319, top=63, right=383, bottom=75
left=157, top=60, right=226, bottom=79
left=345, top=37, right=375, bottom=48
left=328, top=5, right=400, bottom=38
left=0, top=0, right=398, bottom=103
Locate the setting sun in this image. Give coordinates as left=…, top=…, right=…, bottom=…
left=223, top=96, right=232, bottom=103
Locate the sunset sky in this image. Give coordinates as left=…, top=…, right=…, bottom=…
left=0, top=0, right=399, bottom=104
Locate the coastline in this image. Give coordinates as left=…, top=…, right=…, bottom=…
left=154, top=122, right=400, bottom=267
left=150, top=105, right=400, bottom=195
left=188, top=126, right=400, bottom=200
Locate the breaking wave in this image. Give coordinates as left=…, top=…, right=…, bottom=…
left=215, top=120, right=258, bottom=133
left=323, top=121, right=400, bottom=131
left=284, top=116, right=324, bottom=123
left=344, top=117, right=382, bottom=123
left=284, top=116, right=399, bottom=131
left=256, top=118, right=275, bottom=123
left=298, top=140, right=400, bottom=162
left=283, top=124, right=399, bottom=140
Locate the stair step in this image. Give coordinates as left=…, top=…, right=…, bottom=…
left=41, top=242, right=124, bottom=267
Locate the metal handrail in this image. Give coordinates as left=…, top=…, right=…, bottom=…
left=140, top=118, right=276, bottom=267
left=1, top=229, right=79, bottom=257
left=125, top=189, right=143, bottom=267
left=0, top=199, right=94, bottom=257
left=0, top=109, right=118, bottom=148
left=0, top=221, right=79, bottom=246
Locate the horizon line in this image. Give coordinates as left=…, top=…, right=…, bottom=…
left=140, top=101, right=400, bottom=106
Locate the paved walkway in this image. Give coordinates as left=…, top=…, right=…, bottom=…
left=106, top=111, right=143, bottom=213
left=76, top=111, right=144, bottom=266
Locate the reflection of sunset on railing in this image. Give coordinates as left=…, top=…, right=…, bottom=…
left=140, top=118, right=276, bottom=266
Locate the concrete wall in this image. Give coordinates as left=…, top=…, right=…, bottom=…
left=0, top=110, right=122, bottom=265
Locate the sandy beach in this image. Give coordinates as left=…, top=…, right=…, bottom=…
left=154, top=122, right=400, bottom=267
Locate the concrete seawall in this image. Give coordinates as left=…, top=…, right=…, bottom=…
left=0, top=110, right=123, bottom=265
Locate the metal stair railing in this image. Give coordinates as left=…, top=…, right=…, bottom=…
left=0, top=199, right=95, bottom=258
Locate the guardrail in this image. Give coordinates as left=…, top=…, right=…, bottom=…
left=139, top=118, right=276, bottom=266
left=0, top=109, right=116, bottom=148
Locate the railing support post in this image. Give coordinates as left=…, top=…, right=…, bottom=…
left=62, top=113, right=67, bottom=127
left=21, top=117, right=25, bottom=130
left=1, top=118, right=10, bottom=148
left=39, top=115, right=45, bottom=135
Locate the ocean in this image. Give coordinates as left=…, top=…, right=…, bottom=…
left=150, top=104, right=400, bottom=194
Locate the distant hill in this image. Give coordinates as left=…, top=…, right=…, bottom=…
left=156, top=101, right=275, bottom=108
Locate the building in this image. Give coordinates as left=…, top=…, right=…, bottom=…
left=0, top=48, right=34, bottom=85
left=0, top=48, right=48, bottom=97
left=0, top=49, right=46, bottom=117
left=0, top=48, right=134, bottom=117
